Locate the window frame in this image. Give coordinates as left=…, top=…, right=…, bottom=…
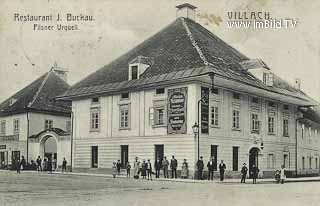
left=251, top=113, right=259, bottom=133
left=44, top=119, right=53, bottom=130
left=283, top=118, right=289, bottom=137
left=210, top=106, right=219, bottom=127
left=119, top=104, right=130, bottom=130
left=268, top=115, right=275, bottom=134
left=0, top=120, right=6, bottom=135
left=13, top=119, right=19, bottom=134
left=232, top=109, right=240, bottom=130
left=90, top=108, right=100, bottom=132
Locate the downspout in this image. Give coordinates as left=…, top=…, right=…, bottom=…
left=26, top=112, right=30, bottom=163
left=70, top=111, right=74, bottom=172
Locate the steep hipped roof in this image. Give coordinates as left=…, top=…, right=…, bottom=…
left=0, top=70, right=71, bottom=116
left=58, top=17, right=315, bottom=105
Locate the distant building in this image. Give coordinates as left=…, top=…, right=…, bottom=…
left=57, top=4, right=320, bottom=177
left=0, top=65, right=71, bottom=169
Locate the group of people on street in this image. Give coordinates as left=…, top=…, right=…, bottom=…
left=15, top=155, right=67, bottom=174
left=196, top=156, right=226, bottom=181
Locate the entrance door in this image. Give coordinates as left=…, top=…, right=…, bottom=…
left=91, top=146, right=98, bottom=168
left=0, top=152, right=6, bottom=169
left=155, top=145, right=164, bottom=161
left=121, top=145, right=128, bottom=168
left=249, top=148, right=259, bottom=178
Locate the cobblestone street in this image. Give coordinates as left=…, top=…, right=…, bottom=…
left=0, top=171, right=319, bottom=206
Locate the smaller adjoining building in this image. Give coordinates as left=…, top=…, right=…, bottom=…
left=0, top=64, right=72, bottom=170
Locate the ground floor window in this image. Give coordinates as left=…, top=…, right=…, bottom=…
left=267, top=153, right=275, bottom=169
left=210, top=145, right=218, bottom=171
left=283, top=154, right=289, bottom=168
left=309, top=157, right=312, bottom=169
left=232, top=147, right=239, bottom=171
left=91, top=146, right=98, bottom=168
left=121, top=145, right=128, bottom=168
left=302, top=157, right=305, bottom=170
left=155, top=144, right=164, bottom=161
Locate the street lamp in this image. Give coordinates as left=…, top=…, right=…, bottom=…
left=192, top=122, right=199, bottom=161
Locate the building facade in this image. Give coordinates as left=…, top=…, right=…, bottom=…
left=0, top=67, right=72, bottom=169
left=58, top=4, right=320, bottom=178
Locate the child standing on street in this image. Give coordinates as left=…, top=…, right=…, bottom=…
left=126, top=162, right=131, bottom=178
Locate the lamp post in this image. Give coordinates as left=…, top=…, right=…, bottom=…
left=192, top=122, right=199, bottom=161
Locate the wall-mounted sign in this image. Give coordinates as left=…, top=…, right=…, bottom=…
left=167, top=87, right=188, bottom=134
left=201, top=87, right=209, bottom=134
left=0, top=145, right=6, bottom=150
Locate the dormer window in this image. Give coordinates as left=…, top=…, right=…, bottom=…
left=263, top=72, right=274, bottom=86
left=131, top=65, right=138, bottom=80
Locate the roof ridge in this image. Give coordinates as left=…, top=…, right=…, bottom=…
left=180, top=18, right=208, bottom=66
left=28, top=71, right=51, bottom=107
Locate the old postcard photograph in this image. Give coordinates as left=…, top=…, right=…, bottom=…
left=0, top=0, right=320, bottom=205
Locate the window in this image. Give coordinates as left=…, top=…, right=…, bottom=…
left=233, top=92, right=240, bottom=99
left=149, top=107, right=166, bottom=126
left=283, top=154, right=289, bottom=168
left=316, top=158, right=318, bottom=169
left=13, top=119, right=19, bottom=134
left=263, top=72, right=268, bottom=85
left=131, top=66, right=138, bottom=80
left=267, top=153, right=275, bottom=169
left=268, top=101, right=275, bottom=107
left=211, top=106, right=219, bottom=127
left=155, top=88, right=165, bottom=95
left=251, top=97, right=259, bottom=104
left=210, top=145, right=218, bottom=171
left=120, top=104, right=130, bottom=129
left=268, top=116, right=275, bottom=134
left=232, top=147, right=239, bottom=171
left=91, top=97, right=99, bottom=104
left=66, top=120, right=71, bottom=133
left=309, top=157, right=312, bottom=169
left=45, top=120, right=53, bottom=130
left=90, top=109, right=100, bottom=130
left=120, top=92, right=129, bottom=100
left=0, top=121, right=5, bottom=135
left=283, top=119, right=289, bottom=136
left=232, top=110, right=240, bottom=129
left=251, top=113, right=259, bottom=133
left=302, top=157, right=305, bottom=169
left=91, top=146, right=98, bottom=168
left=283, top=105, right=289, bottom=110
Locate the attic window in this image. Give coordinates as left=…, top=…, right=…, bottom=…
left=121, top=92, right=129, bottom=99
left=283, top=105, right=289, bottom=110
left=252, top=97, right=259, bottom=104
left=91, top=97, right=100, bottom=104
left=212, top=88, right=219, bottom=95
left=131, top=66, right=138, bottom=80
left=268, top=101, right=276, bottom=107
left=156, top=88, right=165, bottom=95
left=263, top=72, right=274, bottom=86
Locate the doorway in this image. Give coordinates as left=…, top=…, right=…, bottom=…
left=91, top=146, right=98, bottom=168
left=249, top=148, right=259, bottom=178
left=121, top=145, right=128, bottom=168
left=155, top=145, right=164, bottom=162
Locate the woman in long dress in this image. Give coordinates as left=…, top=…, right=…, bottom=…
left=133, top=157, right=140, bottom=179
left=181, top=159, right=188, bottom=179
left=280, top=165, right=286, bottom=184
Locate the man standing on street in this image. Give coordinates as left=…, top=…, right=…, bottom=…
left=196, top=156, right=204, bottom=180
left=170, top=155, right=178, bottom=178
left=62, top=157, right=67, bottom=173
left=207, top=157, right=215, bottom=181
left=36, top=156, right=42, bottom=172
left=116, top=160, right=121, bottom=175
left=219, top=160, right=226, bottom=181
left=154, top=158, right=161, bottom=178
left=162, top=156, right=169, bottom=178
left=240, top=163, right=248, bottom=183
left=147, top=159, right=153, bottom=181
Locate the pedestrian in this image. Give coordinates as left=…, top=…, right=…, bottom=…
left=141, top=160, right=147, bottom=179
left=116, top=160, right=121, bottom=175
left=154, top=158, right=161, bottom=178
left=126, top=162, right=131, bottom=178
left=181, top=159, right=188, bottom=179
left=43, top=157, right=48, bottom=171
left=53, top=158, right=57, bottom=171
left=133, top=157, right=140, bottom=179
left=62, top=157, right=67, bottom=173
left=36, top=156, right=42, bottom=172
left=170, top=155, right=178, bottom=178
left=112, top=162, right=117, bottom=178
left=20, top=156, right=26, bottom=170
left=47, top=158, right=52, bottom=174
left=147, top=159, right=153, bottom=181
left=280, top=165, right=286, bottom=184
left=240, top=163, right=248, bottom=183
left=16, top=159, right=20, bottom=174
left=162, top=156, right=169, bottom=178
left=207, top=157, right=215, bottom=181
left=251, top=164, right=259, bottom=184
left=219, top=160, right=226, bottom=181
left=196, top=156, right=204, bottom=180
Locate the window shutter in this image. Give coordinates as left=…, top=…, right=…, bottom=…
left=149, top=107, right=154, bottom=126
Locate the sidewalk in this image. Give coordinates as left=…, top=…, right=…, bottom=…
left=51, top=170, right=320, bottom=184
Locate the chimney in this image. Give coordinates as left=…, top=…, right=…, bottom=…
left=51, top=62, right=68, bottom=82
left=176, top=3, right=197, bottom=21
left=294, top=78, right=301, bottom=90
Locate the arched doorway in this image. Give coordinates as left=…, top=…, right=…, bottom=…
left=40, top=135, right=58, bottom=170
left=249, top=147, right=260, bottom=178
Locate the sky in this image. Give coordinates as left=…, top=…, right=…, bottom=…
left=0, top=0, right=319, bottom=103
